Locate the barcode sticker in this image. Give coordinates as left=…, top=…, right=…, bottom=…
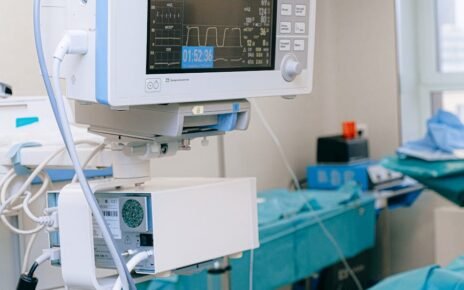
left=93, top=198, right=122, bottom=240
left=103, top=211, right=119, bottom=217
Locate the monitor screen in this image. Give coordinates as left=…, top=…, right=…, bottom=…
left=147, top=0, right=276, bottom=74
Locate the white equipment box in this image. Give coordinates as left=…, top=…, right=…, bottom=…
left=56, top=178, right=259, bottom=289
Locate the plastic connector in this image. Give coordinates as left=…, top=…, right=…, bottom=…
left=38, top=248, right=61, bottom=264
left=53, top=30, right=88, bottom=61
left=16, top=274, right=38, bottom=290
left=122, top=249, right=139, bottom=257
left=43, top=209, right=59, bottom=231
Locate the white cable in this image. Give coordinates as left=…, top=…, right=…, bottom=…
left=23, top=190, right=54, bottom=227
left=52, top=56, right=133, bottom=290
left=10, top=172, right=50, bottom=213
left=0, top=141, right=97, bottom=216
left=0, top=141, right=101, bottom=235
left=0, top=146, right=64, bottom=217
left=249, top=249, right=254, bottom=290
left=0, top=171, right=50, bottom=214
left=0, top=174, right=45, bottom=234
left=35, top=250, right=52, bottom=266
left=0, top=173, right=22, bottom=214
left=249, top=100, right=300, bottom=190
left=250, top=99, right=364, bottom=290
left=22, top=233, right=39, bottom=274
left=0, top=168, right=14, bottom=189
left=72, top=143, right=106, bottom=183
left=121, top=249, right=139, bottom=257
left=0, top=170, right=16, bottom=213
left=32, top=2, right=133, bottom=287
left=112, top=250, right=154, bottom=290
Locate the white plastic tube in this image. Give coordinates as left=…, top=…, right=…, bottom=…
left=52, top=57, right=134, bottom=290
left=113, top=250, right=154, bottom=290
left=22, top=233, right=38, bottom=274
left=32, top=3, right=133, bottom=285
left=250, top=99, right=364, bottom=290
left=72, top=143, right=106, bottom=183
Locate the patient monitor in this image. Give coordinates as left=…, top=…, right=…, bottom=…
left=25, top=0, right=317, bottom=288
left=62, top=0, right=316, bottom=106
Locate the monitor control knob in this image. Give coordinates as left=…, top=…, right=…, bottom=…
left=281, top=54, right=302, bottom=82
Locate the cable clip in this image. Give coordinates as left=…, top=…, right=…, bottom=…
left=8, top=142, right=42, bottom=176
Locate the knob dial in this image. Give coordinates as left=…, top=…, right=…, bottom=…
left=281, top=54, right=303, bottom=82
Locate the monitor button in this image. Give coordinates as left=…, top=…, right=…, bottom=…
left=295, top=22, right=306, bottom=34
left=279, top=40, right=291, bottom=51
left=281, top=4, right=292, bottom=16
left=280, top=22, right=292, bottom=34
left=295, top=5, right=307, bottom=17
left=294, top=40, right=305, bottom=51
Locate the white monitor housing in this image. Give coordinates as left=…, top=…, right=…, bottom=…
left=60, top=0, right=316, bottom=107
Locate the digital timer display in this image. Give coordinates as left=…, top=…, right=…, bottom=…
left=181, top=46, right=214, bottom=69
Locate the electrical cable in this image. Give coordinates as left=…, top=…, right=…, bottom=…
left=0, top=142, right=97, bottom=216
left=13, top=173, right=50, bottom=212
left=27, top=262, right=39, bottom=278
left=33, top=3, right=133, bottom=286
left=22, top=234, right=39, bottom=274
left=0, top=146, right=68, bottom=218
left=49, top=39, right=134, bottom=290
left=1, top=172, right=50, bottom=216
left=0, top=170, right=45, bottom=234
left=17, top=250, right=56, bottom=290
left=1, top=141, right=102, bottom=236
left=0, top=168, right=14, bottom=189
left=112, top=250, right=154, bottom=290
left=248, top=249, right=254, bottom=290
left=72, top=143, right=106, bottom=183
left=249, top=99, right=364, bottom=290
left=22, top=190, right=47, bottom=224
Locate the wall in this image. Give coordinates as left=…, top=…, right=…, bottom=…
left=224, top=0, right=401, bottom=190
left=0, top=2, right=45, bottom=96
left=0, top=0, right=401, bottom=187
left=0, top=0, right=406, bottom=287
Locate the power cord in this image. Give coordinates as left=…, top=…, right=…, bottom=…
left=113, top=250, right=154, bottom=290
left=250, top=99, right=364, bottom=290
left=33, top=1, right=135, bottom=289
left=16, top=248, right=60, bottom=290
left=0, top=141, right=102, bottom=235
left=249, top=249, right=254, bottom=290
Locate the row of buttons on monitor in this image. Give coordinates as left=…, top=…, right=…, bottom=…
left=280, top=22, right=305, bottom=34
left=281, top=4, right=306, bottom=17
left=279, top=39, right=305, bottom=52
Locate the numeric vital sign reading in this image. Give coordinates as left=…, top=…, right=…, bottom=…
left=147, top=0, right=275, bottom=73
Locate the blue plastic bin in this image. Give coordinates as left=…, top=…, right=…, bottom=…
left=307, top=162, right=375, bottom=190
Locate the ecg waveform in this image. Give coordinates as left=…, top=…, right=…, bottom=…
left=185, top=26, right=243, bottom=48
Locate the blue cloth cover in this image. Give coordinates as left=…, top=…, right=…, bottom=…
left=381, top=156, right=464, bottom=179
left=371, top=256, right=464, bottom=290
left=401, top=110, right=464, bottom=155
left=381, top=156, right=464, bottom=206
